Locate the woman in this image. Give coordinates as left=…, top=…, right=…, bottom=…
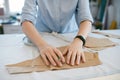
left=21, top=0, right=93, bottom=67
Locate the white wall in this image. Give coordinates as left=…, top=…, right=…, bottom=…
left=113, top=0, right=120, bottom=29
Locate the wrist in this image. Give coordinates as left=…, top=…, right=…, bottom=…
left=74, top=35, right=86, bottom=46
left=73, top=38, right=83, bottom=46
left=37, top=42, right=48, bottom=50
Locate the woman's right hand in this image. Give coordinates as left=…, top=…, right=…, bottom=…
left=39, top=45, right=65, bottom=67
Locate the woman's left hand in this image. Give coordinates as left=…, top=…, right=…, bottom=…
left=63, top=38, right=86, bottom=65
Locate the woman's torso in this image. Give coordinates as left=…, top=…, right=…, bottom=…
left=35, top=0, right=78, bottom=33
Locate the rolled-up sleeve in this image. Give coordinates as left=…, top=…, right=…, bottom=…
left=21, top=0, right=37, bottom=25
left=75, top=0, right=93, bottom=26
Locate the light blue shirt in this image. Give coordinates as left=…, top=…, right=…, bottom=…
left=21, top=0, right=93, bottom=33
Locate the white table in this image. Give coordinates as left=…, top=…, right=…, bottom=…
left=0, top=30, right=120, bottom=80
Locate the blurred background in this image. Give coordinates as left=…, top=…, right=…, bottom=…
left=0, top=0, right=120, bottom=34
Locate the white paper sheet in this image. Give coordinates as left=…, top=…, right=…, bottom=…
left=0, top=30, right=120, bottom=80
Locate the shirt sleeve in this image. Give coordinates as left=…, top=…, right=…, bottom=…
left=21, top=0, right=37, bottom=25
left=75, top=0, right=94, bottom=26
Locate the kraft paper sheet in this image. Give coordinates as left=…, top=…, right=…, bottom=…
left=85, top=37, right=117, bottom=51
left=6, top=46, right=101, bottom=74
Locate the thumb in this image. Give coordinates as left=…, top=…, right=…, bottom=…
left=63, top=48, right=68, bottom=56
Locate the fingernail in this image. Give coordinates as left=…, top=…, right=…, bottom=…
left=82, top=60, right=86, bottom=63
left=67, top=61, right=69, bottom=64
left=71, top=63, right=74, bottom=66
left=77, top=61, right=80, bottom=65
left=62, top=61, right=65, bottom=64
left=77, top=62, right=79, bottom=65
left=62, top=59, right=65, bottom=63
left=59, top=63, right=62, bottom=67
left=53, top=63, right=56, bottom=66
left=46, top=63, right=49, bottom=66
left=84, top=60, right=86, bottom=62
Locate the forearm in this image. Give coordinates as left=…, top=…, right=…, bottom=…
left=73, top=20, right=92, bottom=46
left=22, top=21, right=47, bottom=49
left=77, top=20, right=92, bottom=38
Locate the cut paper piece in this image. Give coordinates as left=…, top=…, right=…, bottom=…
left=92, top=31, right=120, bottom=39
left=6, top=46, right=101, bottom=74
left=88, top=46, right=115, bottom=51
left=85, top=37, right=117, bottom=51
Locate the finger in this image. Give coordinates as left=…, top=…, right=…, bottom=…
left=63, top=48, right=68, bottom=55
left=71, top=51, right=77, bottom=65
left=41, top=54, right=50, bottom=66
left=76, top=52, right=81, bottom=65
left=45, top=52, right=56, bottom=66
left=67, top=50, right=72, bottom=64
left=50, top=49, right=62, bottom=66
left=81, top=52, right=86, bottom=63
left=54, top=48, right=65, bottom=63
left=52, top=55, right=62, bottom=67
